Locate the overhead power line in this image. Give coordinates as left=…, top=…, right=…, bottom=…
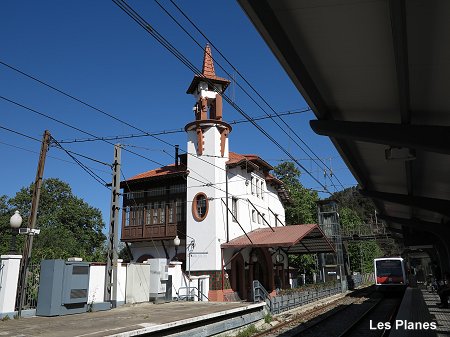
left=0, top=124, right=41, bottom=142
left=51, top=137, right=110, bottom=188
left=158, top=0, right=344, bottom=190
left=112, top=0, right=332, bottom=194
left=57, top=108, right=309, bottom=144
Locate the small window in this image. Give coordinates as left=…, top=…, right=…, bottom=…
left=153, top=203, right=158, bottom=224
left=261, top=182, right=265, bottom=199
left=256, top=180, right=260, bottom=198
left=257, top=213, right=261, bottom=224
left=146, top=204, right=152, bottom=225
left=192, top=192, right=209, bottom=221
left=251, top=177, right=255, bottom=195
left=232, top=197, right=238, bottom=222
left=168, top=202, right=174, bottom=223
left=252, top=210, right=256, bottom=223
left=160, top=202, right=166, bottom=224
left=125, top=206, right=130, bottom=227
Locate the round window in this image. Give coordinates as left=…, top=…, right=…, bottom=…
left=192, top=192, right=208, bottom=221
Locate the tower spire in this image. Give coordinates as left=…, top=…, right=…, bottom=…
left=186, top=44, right=230, bottom=95
left=202, top=44, right=216, bottom=78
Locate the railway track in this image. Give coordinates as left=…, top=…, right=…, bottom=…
left=252, top=287, right=403, bottom=337
left=252, top=286, right=375, bottom=337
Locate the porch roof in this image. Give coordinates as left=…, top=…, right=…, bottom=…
left=221, top=224, right=335, bottom=254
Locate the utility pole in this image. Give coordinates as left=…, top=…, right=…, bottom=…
left=104, top=144, right=121, bottom=307
left=16, top=130, right=51, bottom=317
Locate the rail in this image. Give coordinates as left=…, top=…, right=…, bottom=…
left=253, top=280, right=343, bottom=314
left=253, top=280, right=272, bottom=311
left=176, top=286, right=209, bottom=301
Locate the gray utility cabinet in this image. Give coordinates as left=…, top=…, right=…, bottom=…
left=36, top=259, right=90, bottom=316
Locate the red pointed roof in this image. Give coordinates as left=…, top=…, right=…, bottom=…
left=187, top=45, right=230, bottom=94
left=202, top=44, right=216, bottom=78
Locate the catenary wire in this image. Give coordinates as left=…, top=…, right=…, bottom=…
left=112, top=0, right=332, bottom=194
left=51, top=137, right=111, bottom=188
left=159, top=0, right=343, bottom=190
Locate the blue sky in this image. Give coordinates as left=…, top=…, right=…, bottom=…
left=1, top=1, right=357, bottom=227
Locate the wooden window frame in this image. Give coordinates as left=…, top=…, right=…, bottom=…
left=192, top=192, right=209, bottom=222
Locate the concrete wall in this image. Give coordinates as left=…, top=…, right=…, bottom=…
left=88, top=262, right=126, bottom=305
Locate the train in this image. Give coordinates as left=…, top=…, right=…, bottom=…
left=374, top=257, right=407, bottom=291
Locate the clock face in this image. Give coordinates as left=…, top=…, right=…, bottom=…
left=192, top=192, right=208, bottom=221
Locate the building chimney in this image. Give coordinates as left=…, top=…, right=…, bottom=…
left=175, top=145, right=179, bottom=167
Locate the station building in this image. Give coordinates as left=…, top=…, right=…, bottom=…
left=120, top=45, right=334, bottom=301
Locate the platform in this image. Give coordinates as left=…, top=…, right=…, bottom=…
left=0, top=301, right=266, bottom=337
left=391, top=287, right=450, bottom=337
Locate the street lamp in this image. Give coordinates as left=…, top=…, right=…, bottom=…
left=173, top=235, right=180, bottom=261
left=9, top=210, right=22, bottom=254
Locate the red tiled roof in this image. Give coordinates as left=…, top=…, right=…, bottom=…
left=125, top=163, right=187, bottom=182
left=221, top=224, right=335, bottom=254
left=226, top=152, right=273, bottom=171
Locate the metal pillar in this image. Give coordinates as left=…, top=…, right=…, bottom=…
left=104, top=144, right=121, bottom=307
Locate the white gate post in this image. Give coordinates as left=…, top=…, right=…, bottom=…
left=0, top=255, right=22, bottom=314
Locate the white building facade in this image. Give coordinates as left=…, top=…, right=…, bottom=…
left=121, top=45, right=288, bottom=300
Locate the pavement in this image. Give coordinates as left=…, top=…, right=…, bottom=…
left=0, top=301, right=265, bottom=337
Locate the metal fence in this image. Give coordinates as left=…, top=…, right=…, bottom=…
left=347, top=273, right=374, bottom=289
left=20, top=262, right=40, bottom=310
left=253, top=280, right=342, bottom=314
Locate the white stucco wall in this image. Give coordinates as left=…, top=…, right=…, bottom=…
left=185, top=123, right=286, bottom=274
left=226, top=167, right=286, bottom=241
left=0, top=255, right=22, bottom=314
left=88, top=263, right=126, bottom=305
left=186, top=125, right=228, bottom=272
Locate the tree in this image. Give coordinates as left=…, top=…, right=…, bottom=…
left=0, top=195, right=15, bottom=254
left=274, top=162, right=318, bottom=224
left=332, top=189, right=399, bottom=272
left=274, top=162, right=319, bottom=278
left=1, top=178, right=106, bottom=262
left=331, top=187, right=377, bottom=224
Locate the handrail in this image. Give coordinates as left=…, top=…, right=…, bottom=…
left=177, top=286, right=209, bottom=301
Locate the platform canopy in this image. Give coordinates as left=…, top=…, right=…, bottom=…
left=238, top=0, right=450, bottom=246
left=221, top=224, right=335, bottom=254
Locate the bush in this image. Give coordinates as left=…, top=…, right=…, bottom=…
left=264, top=313, right=273, bottom=324
left=236, top=324, right=258, bottom=337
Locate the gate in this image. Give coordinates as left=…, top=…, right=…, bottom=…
left=18, top=261, right=40, bottom=310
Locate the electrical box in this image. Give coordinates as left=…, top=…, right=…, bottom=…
left=148, top=258, right=168, bottom=300
left=36, top=259, right=90, bottom=316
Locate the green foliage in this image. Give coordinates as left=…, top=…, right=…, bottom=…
left=264, top=313, right=273, bottom=324
left=236, top=324, right=258, bottom=337
left=347, top=241, right=383, bottom=273
left=339, top=207, right=362, bottom=233
left=289, top=254, right=316, bottom=276
left=331, top=187, right=376, bottom=224
left=273, top=162, right=318, bottom=224
left=0, top=178, right=106, bottom=262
